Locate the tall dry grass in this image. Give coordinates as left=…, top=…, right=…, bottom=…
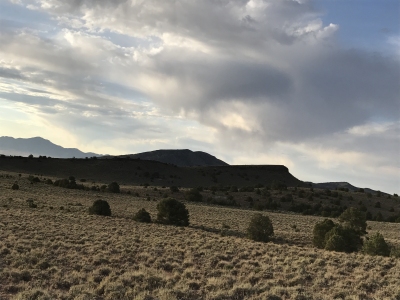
left=0, top=172, right=399, bottom=299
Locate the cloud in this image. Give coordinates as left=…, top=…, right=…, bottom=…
left=25, top=0, right=396, bottom=145
left=0, top=0, right=399, bottom=192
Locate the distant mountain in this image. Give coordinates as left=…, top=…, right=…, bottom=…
left=0, top=136, right=100, bottom=158
left=311, top=182, right=386, bottom=195
left=103, top=149, right=229, bottom=167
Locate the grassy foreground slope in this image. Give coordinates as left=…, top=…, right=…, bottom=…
left=0, top=173, right=399, bottom=300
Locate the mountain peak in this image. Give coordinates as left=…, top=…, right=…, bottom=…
left=0, top=136, right=99, bottom=158
left=104, top=149, right=229, bottom=167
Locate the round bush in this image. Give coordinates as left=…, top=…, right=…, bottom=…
left=134, top=208, right=152, bottom=223
left=247, top=213, right=274, bottom=242
left=169, top=186, right=179, bottom=193
left=186, top=188, right=203, bottom=202
left=108, top=182, right=120, bottom=193
left=312, top=219, right=335, bottom=249
left=89, top=200, right=111, bottom=216
left=339, top=207, right=367, bottom=234
left=11, top=183, right=19, bottom=190
left=362, top=232, right=390, bottom=256
left=324, top=225, right=362, bottom=253
left=157, top=198, right=189, bottom=226
left=325, top=234, right=346, bottom=252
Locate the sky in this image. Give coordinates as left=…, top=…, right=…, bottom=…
left=0, top=0, right=399, bottom=194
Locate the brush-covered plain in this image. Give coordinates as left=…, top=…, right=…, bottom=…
left=0, top=173, right=399, bottom=300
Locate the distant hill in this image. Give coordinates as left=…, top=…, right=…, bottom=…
left=0, top=156, right=304, bottom=188
left=0, top=137, right=391, bottom=195
left=311, top=182, right=386, bottom=195
left=0, top=136, right=99, bottom=158
left=103, top=149, right=229, bottom=167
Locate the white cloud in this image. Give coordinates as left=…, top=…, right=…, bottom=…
left=0, top=0, right=399, bottom=193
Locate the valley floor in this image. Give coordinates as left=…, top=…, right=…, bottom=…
left=0, top=173, right=399, bottom=299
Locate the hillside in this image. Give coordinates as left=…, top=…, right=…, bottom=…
left=0, top=171, right=399, bottom=299
left=1, top=156, right=399, bottom=221
left=0, top=156, right=303, bottom=188
left=102, top=149, right=229, bottom=167
left=0, top=137, right=227, bottom=167
left=0, top=136, right=99, bottom=158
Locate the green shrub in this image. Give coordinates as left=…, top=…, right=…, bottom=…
left=53, top=179, right=69, bottom=188
left=186, top=188, right=203, bottom=202
left=324, top=225, right=362, bottom=253
left=11, top=183, right=19, bottom=190
left=157, top=198, right=189, bottom=226
left=362, top=232, right=390, bottom=256
left=339, top=207, right=367, bottom=234
left=247, top=213, right=274, bottom=242
left=134, top=208, right=152, bottom=223
left=169, top=186, right=179, bottom=193
left=28, top=175, right=40, bottom=183
left=53, top=178, right=84, bottom=190
left=89, top=200, right=111, bottom=216
left=108, top=182, right=120, bottom=193
left=325, top=233, right=346, bottom=252
left=313, top=216, right=363, bottom=253
left=313, top=219, right=335, bottom=249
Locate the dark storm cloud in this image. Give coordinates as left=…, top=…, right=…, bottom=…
left=154, top=55, right=293, bottom=106
left=146, top=44, right=399, bottom=144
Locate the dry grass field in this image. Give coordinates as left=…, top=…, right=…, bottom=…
left=1, top=172, right=399, bottom=299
